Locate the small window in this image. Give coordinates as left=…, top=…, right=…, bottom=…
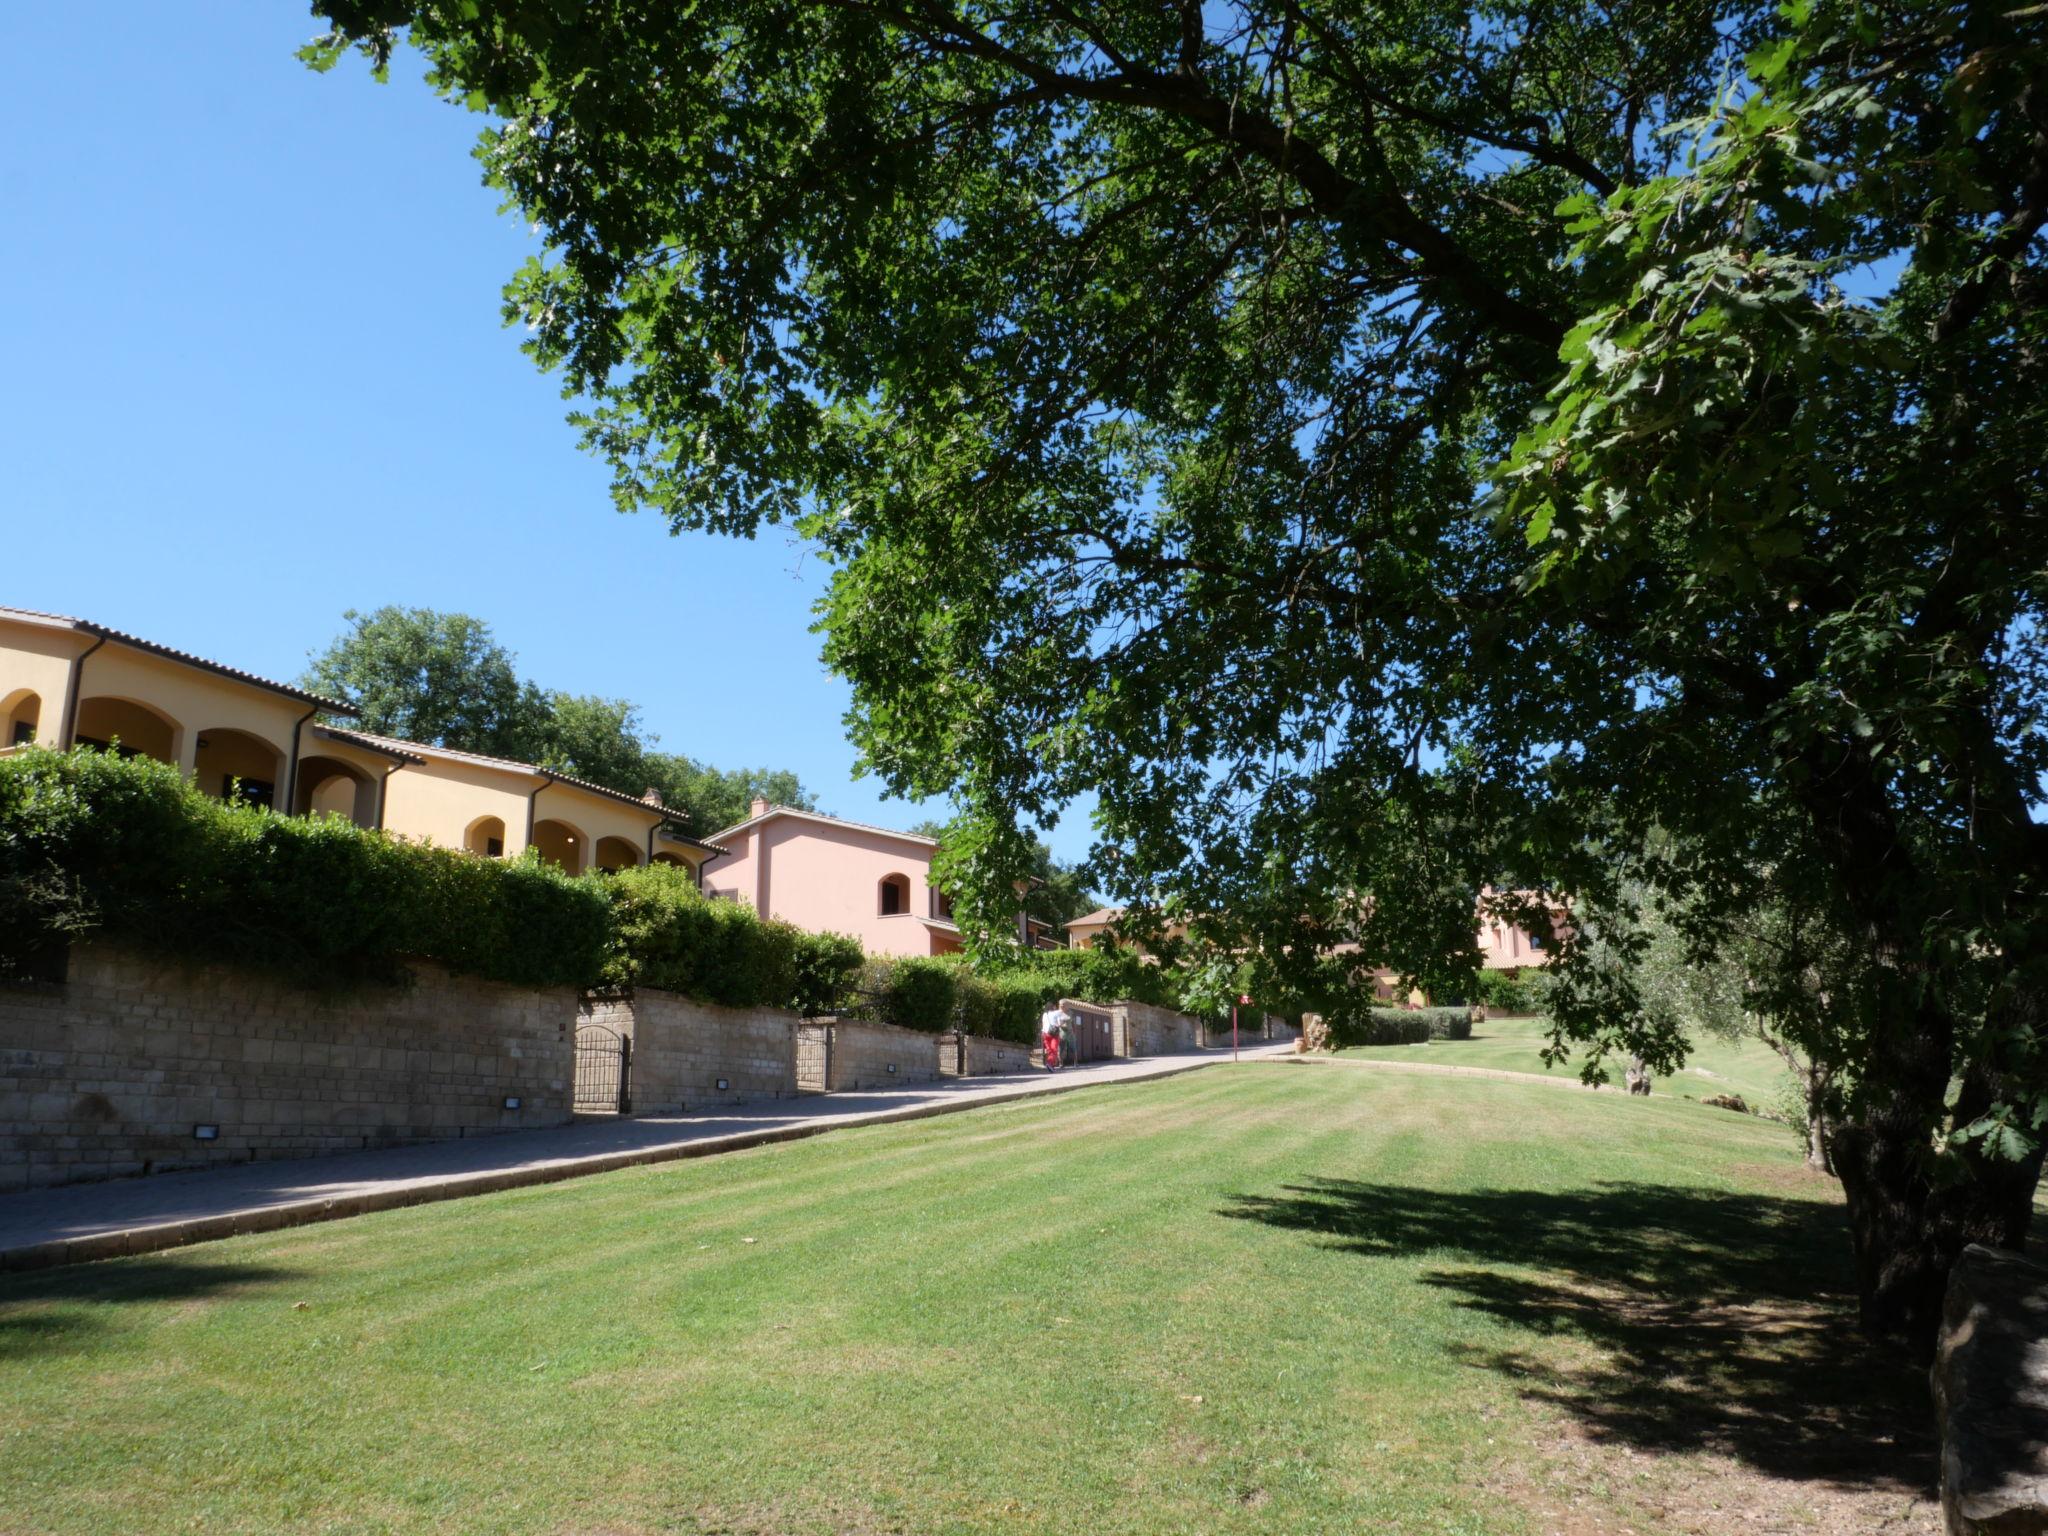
left=1528, top=932, right=1547, bottom=951
left=879, top=873, right=910, bottom=916
left=933, top=890, right=954, bottom=921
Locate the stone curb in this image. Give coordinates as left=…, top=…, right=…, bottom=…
left=0, top=1056, right=1239, bottom=1274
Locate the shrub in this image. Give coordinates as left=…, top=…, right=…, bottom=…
left=1416, top=1005, right=1474, bottom=1041
left=985, top=939, right=1184, bottom=1010
left=1473, top=969, right=1544, bottom=1013
left=603, top=862, right=867, bottom=1012
left=860, top=954, right=960, bottom=1033
left=0, top=746, right=610, bottom=990
left=789, top=929, right=865, bottom=1017
left=949, top=966, right=1042, bottom=1044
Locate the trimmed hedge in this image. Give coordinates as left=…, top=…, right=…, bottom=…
left=0, top=746, right=609, bottom=990
left=857, top=955, right=959, bottom=1033
left=949, top=965, right=1042, bottom=1045
left=601, top=862, right=863, bottom=1012
left=1326, top=1004, right=1474, bottom=1047
left=986, top=941, right=1184, bottom=1011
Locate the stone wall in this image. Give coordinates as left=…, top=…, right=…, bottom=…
left=1119, top=1000, right=1202, bottom=1055
left=818, top=1019, right=940, bottom=1090
left=961, top=1034, right=1034, bottom=1076
left=580, top=990, right=798, bottom=1114
left=0, top=942, right=574, bottom=1191
left=1933, top=1244, right=2048, bottom=1535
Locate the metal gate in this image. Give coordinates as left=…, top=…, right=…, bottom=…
left=937, top=1030, right=965, bottom=1077
left=574, top=1022, right=631, bottom=1114
left=1060, top=1000, right=1118, bottom=1063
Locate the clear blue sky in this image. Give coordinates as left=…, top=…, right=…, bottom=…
left=0, top=4, right=1092, bottom=857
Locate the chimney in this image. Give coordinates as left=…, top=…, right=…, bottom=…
left=750, top=797, right=771, bottom=818
left=641, top=787, right=663, bottom=806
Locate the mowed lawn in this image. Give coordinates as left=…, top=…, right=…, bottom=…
left=0, top=1065, right=1935, bottom=1536
left=1339, top=1012, right=1799, bottom=1107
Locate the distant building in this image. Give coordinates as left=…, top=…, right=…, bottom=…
left=700, top=801, right=963, bottom=957
left=0, top=606, right=722, bottom=880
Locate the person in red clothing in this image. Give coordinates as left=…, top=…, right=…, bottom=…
left=1039, top=1003, right=1069, bottom=1071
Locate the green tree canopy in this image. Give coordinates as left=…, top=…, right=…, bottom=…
left=307, top=0, right=2048, bottom=1352
left=303, top=606, right=545, bottom=759
left=304, top=608, right=815, bottom=833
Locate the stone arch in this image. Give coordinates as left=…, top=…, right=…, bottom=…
left=593, top=835, right=641, bottom=873
left=1, top=687, right=42, bottom=748
left=293, top=755, right=374, bottom=827
left=465, top=815, right=507, bottom=858
left=531, top=817, right=587, bottom=873
left=73, top=695, right=179, bottom=764
left=193, top=727, right=287, bottom=810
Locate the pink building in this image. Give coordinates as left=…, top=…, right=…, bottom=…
left=700, top=801, right=964, bottom=957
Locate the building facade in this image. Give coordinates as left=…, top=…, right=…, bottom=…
left=700, top=801, right=963, bottom=956
left=0, top=607, right=721, bottom=879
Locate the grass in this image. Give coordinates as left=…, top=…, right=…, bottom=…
left=0, top=1065, right=1932, bottom=1535
left=1337, top=1012, right=1799, bottom=1107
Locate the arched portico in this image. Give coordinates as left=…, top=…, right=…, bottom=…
left=465, top=816, right=507, bottom=858
left=194, top=727, right=287, bottom=810
left=532, top=818, right=586, bottom=873
left=1, top=688, right=42, bottom=748
left=593, top=835, right=641, bottom=873
left=73, top=696, right=179, bottom=764
left=293, top=755, right=375, bottom=828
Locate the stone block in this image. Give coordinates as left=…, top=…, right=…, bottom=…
left=1935, top=1244, right=2048, bottom=1535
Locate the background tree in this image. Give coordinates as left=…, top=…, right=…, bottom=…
left=305, top=609, right=816, bottom=833
left=647, top=760, right=817, bottom=835
left=915, top=818, right=1097, bottom=939
left=307, top=1, right=2048, bottom=1353
left=303, top=606, right=544, bottom=758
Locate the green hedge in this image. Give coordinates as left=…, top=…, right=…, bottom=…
left=949, top=965, right=1043, bottom=1045
left=1326, top=1004, right=1473, bottom=1047
left=1472, top=968, right=1548, bottom=1014
left=856, top=955, right=959, bottom=1033
left=600, top=862, right=864, bottom=1012
left=984, top=941, right=1183, bottom=1011
left=0, top=746, right=609, bottom=990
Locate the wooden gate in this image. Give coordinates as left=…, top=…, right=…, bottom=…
left=796, top=1023, right=832, bottom=1093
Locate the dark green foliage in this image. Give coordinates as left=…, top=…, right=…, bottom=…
left=302, top=606, right=815, bottom=836
left=860, top=955, right=960, bottom=1034
left=986, top=942, right=1183, bottom=1011
left=0, top=747, right=608, bottom=990
left=947, top=966, right=1043, bottom=1045
left=601, top=862, right=864, bottom=1012
left=1327, top=1007, right=1469, bottom=1048
left=1419, top=1007, right=1475, bottom=1042
left=1473, top=971, right=1543, bottom=1015
left=299, top=0, right=2048, bottom=1345
left=788, top=928, right=866, bottom=1019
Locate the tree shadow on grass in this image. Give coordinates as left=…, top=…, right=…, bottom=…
left=1219, top=1178, right=1935, bottom=1497
left=0, top=1258, right=301, bottom=1362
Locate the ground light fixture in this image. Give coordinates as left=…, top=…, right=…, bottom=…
left=716, top=1079, right=729, bottom=1091
left=503, top=1096, right=522, bottom=1111
left=192, top=1124, right=219, bottom=1141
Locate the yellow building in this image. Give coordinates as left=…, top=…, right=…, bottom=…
left=0, top=606, right=721, bottom=879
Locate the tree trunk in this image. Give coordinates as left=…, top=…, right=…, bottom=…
left=1831, top=998, right=2047, bottom=1358
left=1804, top=1110, right=1832, bottom=1174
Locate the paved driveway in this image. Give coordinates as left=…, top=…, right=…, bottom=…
left=0, top=1042, right=1296, bottom=1270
